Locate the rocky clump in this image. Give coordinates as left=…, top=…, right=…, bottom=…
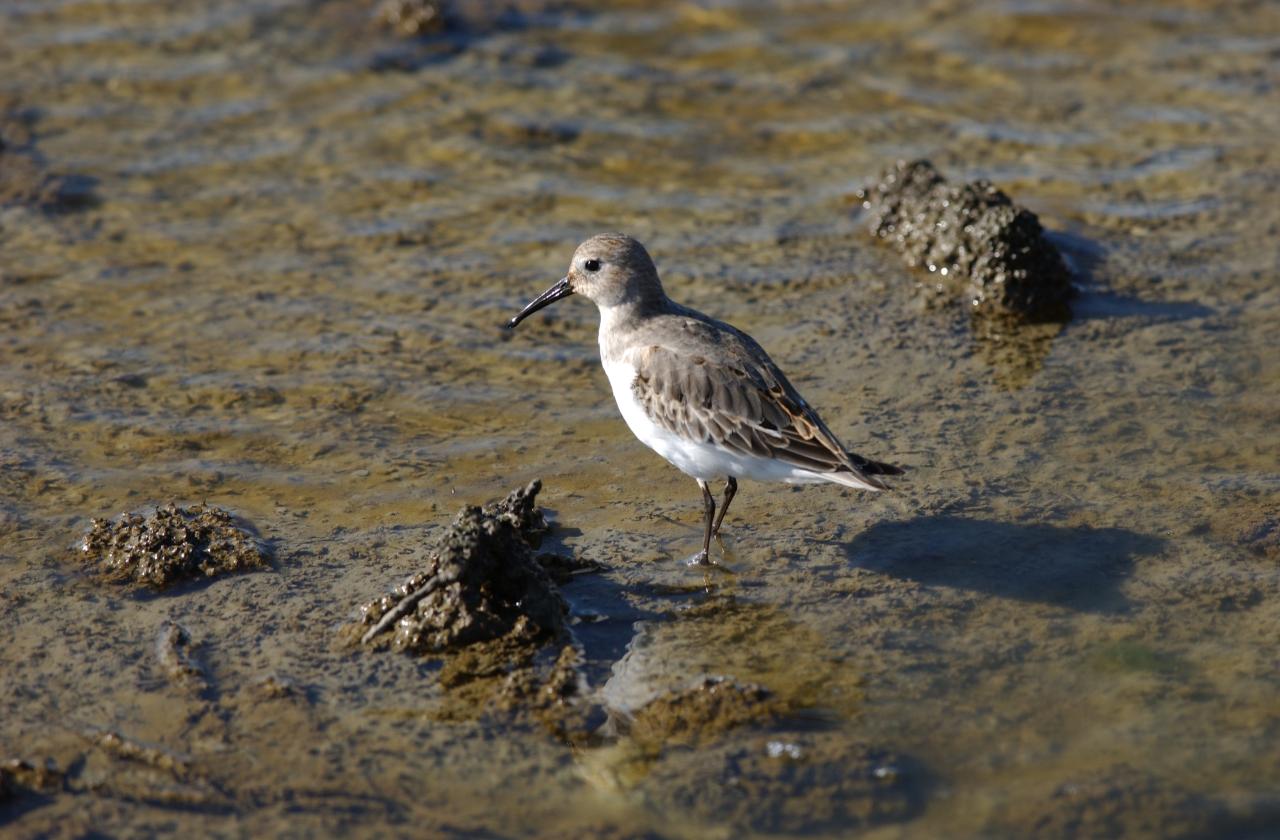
left=859, top=159, right=1073, bottom=324
left=355, top=482, right=592, bottom=734
left=154, top=621, right=208, bottom=693
left=374, top=0, right=444, bottom=36
left=356, top=480, right=567, bottom=654
left=0, top=758, right=64, bottom=803
left=1235, top=515, right=1279, bottom=561
left=371, top=0, right=577, bottom=39
left=81, top=504, right=269, bottom=589
left=0, top=99, right=98, bottom=213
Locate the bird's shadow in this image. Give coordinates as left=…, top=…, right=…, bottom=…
left=843, top=515, right=1166, bottom=613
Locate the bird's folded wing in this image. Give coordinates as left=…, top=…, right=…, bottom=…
left=627, top=343, right=884, bottom=484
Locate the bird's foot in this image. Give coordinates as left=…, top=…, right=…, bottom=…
left=684, top=549, right=735, bottom=572
left=685, top=549, right=712, bottom=567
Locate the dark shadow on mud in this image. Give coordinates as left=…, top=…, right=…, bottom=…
left=844, top=516, right=1165, bottom=613
left=536, top=524, right=666, bottom=690
left=1051, top=230, right=1215, bottom=323
left=1046, top=229, right=1103, bottom=284
left=0, top=790, right=59, bottom=827
left=1072, top=292, right=1214, bottom=322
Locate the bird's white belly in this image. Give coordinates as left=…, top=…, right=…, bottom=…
left=600, top=357, right=823, bottom=484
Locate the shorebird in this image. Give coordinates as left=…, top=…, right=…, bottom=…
left=507, top=233, right=902, bottom=565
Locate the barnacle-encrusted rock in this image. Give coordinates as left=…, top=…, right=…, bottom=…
left=356, top=480, right=567, bottom=654
left=81, top=503, right=268, bottom=588
left=859, top=159, right=1073, bottom=323
left=374, top=0, right=444, bottom=36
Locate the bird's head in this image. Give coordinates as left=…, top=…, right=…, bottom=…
left=507, top=233, right=664, bottom=329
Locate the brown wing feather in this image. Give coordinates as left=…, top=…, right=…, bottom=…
left=626, top=335, right=898, bottom=487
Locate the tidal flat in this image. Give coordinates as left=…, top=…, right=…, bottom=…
left=1, top=0, right=1278, bottom=836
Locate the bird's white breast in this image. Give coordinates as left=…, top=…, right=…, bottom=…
left=598, top=353, right=825, bottom=484
left=599, top=357, right=684, bottom=463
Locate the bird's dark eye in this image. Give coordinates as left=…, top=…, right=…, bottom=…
left=584, top=259, right=601, bottom=272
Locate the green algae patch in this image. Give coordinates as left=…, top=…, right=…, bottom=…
left=1089, top=641, right=1190, bottom=677
left=80, top=504, right=270, bottom=589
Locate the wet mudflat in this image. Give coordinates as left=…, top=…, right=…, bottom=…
left=2, top=0, right=1278, bottom=836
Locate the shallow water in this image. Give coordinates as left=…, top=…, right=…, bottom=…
left=2, top=0, right=1278, bottom=836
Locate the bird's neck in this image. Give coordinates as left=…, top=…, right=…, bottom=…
left=597, top=296, right=670, bottom=361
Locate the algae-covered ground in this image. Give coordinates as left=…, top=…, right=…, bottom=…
left=2, top=0, right=1278, bottom=836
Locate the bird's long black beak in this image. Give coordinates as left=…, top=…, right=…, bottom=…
left=506, top=276, right=574, bottom=329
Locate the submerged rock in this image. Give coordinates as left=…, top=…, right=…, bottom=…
left=356, top=480, right=568, bottom=653
left=625, top=677, right=786, bottom=750
left=76, top=728, right=225, bottom=808
left=996, top=763, right=1228, bottom=838
left=584, top=675, right=829, bottom=806
left=859, top=159, right=1073, bottom=324
left=493, top=643, right=598, bottom=738
left=1235, top=514, right=1279, bottom=561
left=642, top=734, right=915, bottom=834
left=81, top=503, right=269, bottom=589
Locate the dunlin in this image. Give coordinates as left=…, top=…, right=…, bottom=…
left=508, top=233, right=902, bottom=565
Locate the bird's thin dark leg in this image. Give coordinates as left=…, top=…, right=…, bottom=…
left=691, top=479, right=715, bottom=565
left=712, top=476, right=737, bottom=537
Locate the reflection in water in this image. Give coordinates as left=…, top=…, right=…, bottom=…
left=970, top=317, right=1062, bottom=390
left=972, top=290, right=1215, bottom=389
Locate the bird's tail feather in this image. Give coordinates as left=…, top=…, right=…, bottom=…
left=819, top=454, right=906, bottom=492
left=823, top=469, right=889, bottom=492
